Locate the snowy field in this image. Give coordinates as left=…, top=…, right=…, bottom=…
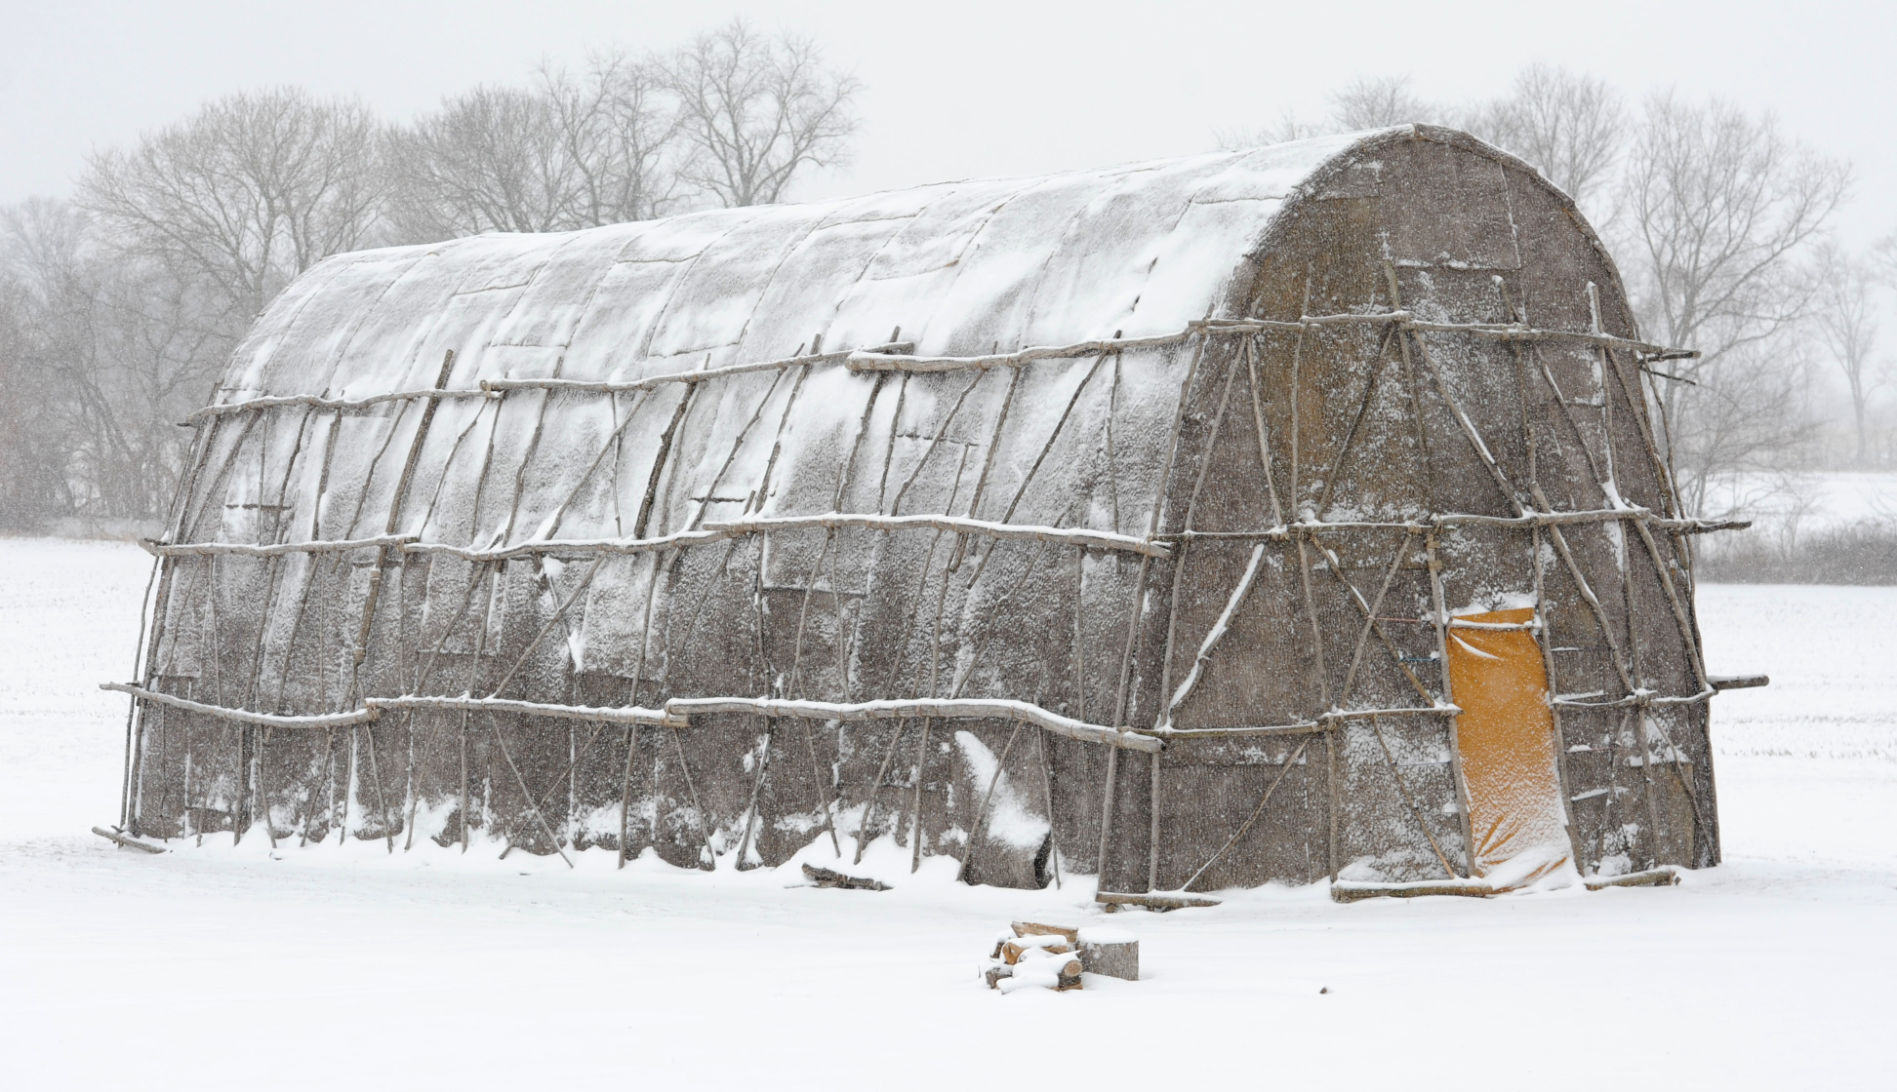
left=2, top=539, right=1893, bottom=1090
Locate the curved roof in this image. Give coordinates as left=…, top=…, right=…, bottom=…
left=218, top=129, right=1390, bottom=405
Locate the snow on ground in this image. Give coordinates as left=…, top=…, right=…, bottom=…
left=2, top=538, right=1893, bottom=1090
left=1701, top=470, right=1897, bottom=531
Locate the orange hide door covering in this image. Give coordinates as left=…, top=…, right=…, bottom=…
left=1445, top=607, right=1572, bottom=879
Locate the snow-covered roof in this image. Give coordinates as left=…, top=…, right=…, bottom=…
left=218, top=129, right=1380, bottom=405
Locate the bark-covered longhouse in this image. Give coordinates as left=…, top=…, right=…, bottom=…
left=113, top=125, right=1736, bottom=896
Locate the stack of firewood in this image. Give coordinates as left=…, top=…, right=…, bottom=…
left=982, top=921, right=1140, bottom=992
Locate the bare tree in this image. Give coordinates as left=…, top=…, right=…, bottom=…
left=1618, top=92, right=1850, bottom=511
left=389, top=53, right=680, bottom=241
left=1328, top=75, right=1435, bottom=131
left=0, top=262, right=71, bottom=528
left=387, top=84, right=574, bottom=238
left=1216, top=108, right=1328, bottom=150
left=1813, top=244, right=1886, bottom=465
left=1874, top=231, right=1897, bottom=283
left=1, top=199, right=226, bottom=525
left=80, top=88, right=386, bottom=322
left=541, top=52, right=681, bottom=226
left=664, top=19, right=859, bottom=207
left=1466, top=65, right=1624, bottom=211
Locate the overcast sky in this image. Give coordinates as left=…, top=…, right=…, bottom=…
left=3, top=0, right=1892, bottom=243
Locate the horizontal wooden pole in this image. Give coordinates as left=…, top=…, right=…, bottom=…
left=109, top=684, right=1160, bottom=752
left=403, top=528, right=731, bottom=562
left=373, top=695, right=684, bottom=728
left=1148, top=704, right=1458, bottom=741
left=152, top=512, right=1167, bottom=564
left=139, top=534, right=417, bottom=558
left=187, top=388, right=495, bottom=422
left=1094, top=891, right=1222, bottom=911
left=483, top=342, right=914, bottom=395
left=1709, top=674, right=1770, bottom=691
left=1331, top=877, right=1504, bottom=902
left=1165, top=508, right=1745, bottom=541
left=103, top=683, right=379, bottom=728
left=663, top=696, right=1163, bottom=753
left=1552, top=688, right=1714, bottom=711
left=1583, top=866, right=1683, bottom=890
left=105, top=684, right=681, bottom=729
left=142, top=504, right=1738, bottom=566
left=702, top=512, right=1169, bottom=558
left=848, top=332, right=1185, bottom=373
left=91, top=826, right=166, bottom=854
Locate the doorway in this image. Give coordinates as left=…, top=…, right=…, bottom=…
left=1444, top=607, right=1572, bottom=879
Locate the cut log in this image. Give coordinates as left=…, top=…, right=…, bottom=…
left=92, top=826, right=165, bottom=854
left=1095, top=890, right=1220, bottom=912
left=1078, top=929, right=1140, bottom=981
left=1330, top=877, right=1502, bottom=902
left=1584, top=866, right=1682, bottom=890
left=800, top=863, right=890, bottom=891
left=1002, top=935, right=1076, bottom=966
left=1011, top=921, right=1079, bottom=944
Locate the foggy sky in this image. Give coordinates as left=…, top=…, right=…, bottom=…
left=3, top=0, right=1892, bottom=242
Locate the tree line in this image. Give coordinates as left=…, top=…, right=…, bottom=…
left=0, top=20, right=857, bottom=532
left=2, top=45, right=1889, bottom=535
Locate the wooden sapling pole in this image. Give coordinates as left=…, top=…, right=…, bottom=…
left=734, top=720, right=774, bottom=869
left=1095, top=891, right=1220, bottom=912
left=909, top=717, right=933, bottom=874
left=815, top=371, right=889, bottom=853
left=957, top=719, right=1026, bottom=883
left=949, top=365, right=1022, bottom=571
left=888, top=371, right=983, bottom=516
left=1166, top=543, right=1267, bottom=717
left=1589, top=285, right=1666, bottom=869
left=1325, top=730, right=1339, bottom=886
left=1423, top=531, right=1478, bottom=876
left=994, top=353, right=1111, bottom=540
left=1035, top=722, right=1062, bottom=889
left=874, top=372, right=910, bottom=513
left=125, top=400, right=233, bottom=835
left=1100, top=329, right=1206, bottom=892
left=851, top=716, right=908, bottom=866
left=236, top=406, right=326, bottom=845
left=1379, top=260, right=1475, bottom=877
left=479, top=711, right=573, bottom=868
left=1333, top=531, right=1418, bottom=704
left=1495, top=275, right=1590, bottom=875
left=1153, top=347, right=1242, bottom=724
left=1312, top=322, right=1400, bottom=519
left=200, top=553, right=237, bottom=842
left=461, top=561, right=499, bottom=852
left=1180, top=737, right=1312, bottom=892
left=1243, top=333, right=1287, bottom=528
left=1604, top=341, right=1719, bottom=852
left=1583, top=866, right=1681, bottom=890
left=1405, top=328, right=1527, bottom=516
left=857, top=448, right=967, bottom=869
left=93, top=826, right=166, bottom=854
left=1330, top=877, right=1503, bottom=902
left=1280, top=275, right=1345, bottom=882
left=1366, top=715, right=1458, bottom=879
left=618, top=544, right=670, bottom=867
